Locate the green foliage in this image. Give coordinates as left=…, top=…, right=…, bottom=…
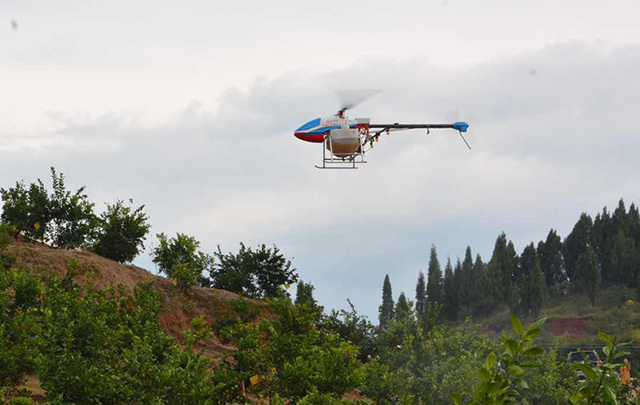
left=323, top=299, right=377, bottom=362
left=564, top=213, right=594, bottom=281
left=152, top=232, right=213, bottom=289
left=379, top=274, right=395, bottom=328
left=215, top=297, right=362, bottom=402
left=427, top=245, right=444, bottom=305
left=1, top=168, right=97, bottom=248
left=452, top=315, right=547, bottom=405
left=0, top=223, right=16, bottom=269
left=518, top=243, right=546, bottom=317
left=537, top=229, right=566, bottom=292
left=395, top=292, right=411, bottom=321
left=295, top=280, right=324, bottom=314
left=211, top=243, right=298, bottom=299
left=442, top=258, right=458, bottom=320
left=92, top=199, right=150, bottom=263
left=574, top=247, right=601, bottom=306
left=570, top=332, right=629, bottom=405
left=0, top=266, right=219, bottom=404
left=415, top=271, right=427, bottom=318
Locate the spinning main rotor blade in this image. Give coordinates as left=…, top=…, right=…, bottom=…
left=335, top=89, right=380, bottom=116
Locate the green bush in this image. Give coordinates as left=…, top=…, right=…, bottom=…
left=1, top=167, right=96, bottom=248
left=92, top=199, right=150, bottom=263
left=212, top=243, right=298, bottom=299
left=152, top=232, right=213, bottom=289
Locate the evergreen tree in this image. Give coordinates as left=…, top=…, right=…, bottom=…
left=395, top=291, right=411, bottom=320
left=426, top=245, right=444, bottom=305
left=295, top=281, right=323, bottom=313
left=378, top=274, right=395, bottom=327
left=564, top=213, right=594, bottom=281
left=518, top=243, right=545, bottom=317
left=537, top=229, right=565, bottom=292
left=469, top=254, right=490, bottom=315
left=610, top=229, right=639, bottom=286
left=629, top=203, right=640, bottom=243
left=415, top=271, right=427, bottom=317
left=487, top=233, right=519, bottom=305
left=442, top=258, right=458, bottom=320
left=574, top=247, right=601, bottom=306
left=458, top=247, right=474, bottom=311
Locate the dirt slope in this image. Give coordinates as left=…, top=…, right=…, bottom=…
left=8, top=240, right=260, bottom=359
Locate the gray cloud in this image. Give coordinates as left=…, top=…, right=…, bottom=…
left=2, top=42, right=640, bottom=320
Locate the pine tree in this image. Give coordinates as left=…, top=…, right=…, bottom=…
left=574, top=247, right=601, bottom=306
left=426, top=245, right=444, bottom=305
left=610, top=229, right=638, bottom=286
left=415, top=271, right=427, bottom=317
left=442, top=258, right=458, bottom=320
left=518, top=243, right=545, bottom=317
left=469, top=254, right=489, bottom=315
left=487, top=233, right=519, bottom=305
left=295, top=281, right=324, bottom=313
left=564, top=213, right=594, bottom=281
left=378, top=274, right=395, bottom=327
left=458, top=247, right=474, bottom=311
left=537, top=229, right=565, bottom=292
left=395, top=292, right=411, bottom=320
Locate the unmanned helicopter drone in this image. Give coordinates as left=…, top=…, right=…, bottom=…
left=294, top=103, right=470, bottom=169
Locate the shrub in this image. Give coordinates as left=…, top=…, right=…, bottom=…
left=92, top=199, right=150, bottom=263
left=212, top=243, right=298, bottom=299
left=151, top=232, right=213, bottom=289
left=1, top=167, right=96, bottom=248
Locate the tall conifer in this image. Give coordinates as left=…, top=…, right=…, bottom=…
left=395, top=292, right=411, bottom=320
left=426, top=245, right=444, bottom=304
left=518, top=243, right=545, bottom=317
left=564, top=213, right=594, bottom=281
left=442, top=258, right=457, bottom=320
left=574, top=247, right=601, bottom=306
left=415, top=272, right=427, bottom=317
left=537, top=229, right=565, bottom=291
left=379, top=274, right=395, bottom=327
left=458, top=247, right=474, bottom=310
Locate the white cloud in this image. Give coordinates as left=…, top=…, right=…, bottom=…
left=2, top=41, right=640, bottom=320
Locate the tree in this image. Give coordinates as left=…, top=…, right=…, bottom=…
left=458, top=247, right=474, bottom=310
left=415, top=272, right=426, bottom=317
left=379, top=274, right=395, bottom=327
left=487, top=233, right=518, bottom=304
left=295, top=281, right=323, bottom=314
left=1, top=167, right=96, bottom=248
left=469, top=254, right=490, bottom=315
left=537, top=229, right=565, bottom=292
left=151, top=232, right=213, bottom=289
left=395, top=292, right=411, bottom=321
left=609, top=229, right=638, bottom=286
left=211, top=243, right=298, bottom=299
left=442, top=258, right=458, bottom=320
left=92, top=199, right=150, bottom=263
left=426, top=245, right=443, bottom=305
left=573, top=246, right=600, bottom=306
left=518, top=243, right=545, bottom=317
left=564, top=213, right=593, bottom=281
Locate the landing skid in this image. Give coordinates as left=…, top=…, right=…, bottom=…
left=315, top=134, right=367, bottom=170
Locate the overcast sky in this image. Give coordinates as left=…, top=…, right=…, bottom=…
left=2, top=0, right=640, bottom=321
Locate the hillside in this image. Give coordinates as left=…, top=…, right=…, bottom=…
left=474, top=286, right=640, bottom=348
left=8, top=239, right=264, bottom=359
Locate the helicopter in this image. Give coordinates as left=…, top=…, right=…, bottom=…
left=294, top=105, right=470, bottom=169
